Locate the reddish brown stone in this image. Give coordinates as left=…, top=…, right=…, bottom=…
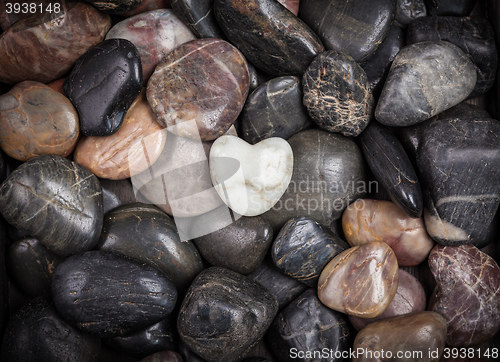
left=0, top=81, right=79, bottom=161
left=47, top=78, right=66, bottom=95
left=146, top=38, right=250, bottom=141
left=73, top=90, right=166, bottom=180
left=342, top=199, right=434, bottom=266
left=317, top=241, right=399, bottom=318
left=428, top=244, right=500, bottom=347
left=0, top=2, right=111, bottom=84
left=277, top=0, right=300, bottom=15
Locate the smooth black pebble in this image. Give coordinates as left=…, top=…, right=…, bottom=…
left=424, top=0, right=477, bottom=16
left=171, top=0, right=224, bottom=38
left=64, top=38, right=142, bottom=136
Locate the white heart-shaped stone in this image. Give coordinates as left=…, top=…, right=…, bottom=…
left=209, top=135, right=293, bottom=216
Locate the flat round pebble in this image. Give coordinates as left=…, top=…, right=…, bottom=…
left=375, top=41, right=477, bottom=127
left=318, top=241, right=399, bottom=318
left=428, top=244, right=500, bottom=346
left=214, top=0, right=324, bottom=76
left=74, top=90, right=166, bottom=180
left=299, top=0, right=395, bottom=62
left=342, top=199, right=434, bottom=266
left=0, top=81, right=79, bottom=161
left=170, top=0, right=224, bottom=38
left=352, top=311, right=448, bottom=362
left=97, top=203, right=204, bottom=291
left=303, top=50, right=374, bottom=137
left=64, top=38, right=143, bottom=136
left=0, top=155, right=103, bottom=257
left=106, top=9, right=196, bottom=80
left=0, top=2, right=111, bottom=84
left=1, top=297, right=101, bottom=362
left=51, top=251, right=178, bottom=338
left=147, top=38, right=249, bottom=141
left=177, top=267, right=278, bottom=362
left=240, top=76, right=311, bottom=144
left=272, top=216, right=348, bottom=286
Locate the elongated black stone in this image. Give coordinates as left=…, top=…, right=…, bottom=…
left=96, top=203, right=203, bottom=291
left=361, top=122, right=423, bottom=218
left=51, top=251, right=177, bottom=338
left=178, top=267, right=278, bottom=362
left=424, top=0, right=476, bottom=16
left=171, top=0, right=224, bottom=38
left=0, top=155, right=103, bottom=257
left=1, top=297, right=101, bottom=362
left=272, top=217, right=348, bottom=286
left=63, top=38, right=142, bottom=136
left=299, top=0, right=396, bottom=62
left=214, top=0, right=324, bottom=76
left=241, top=76, right=311, bottom=144
left=407, top=16, right=498, bottom=98
left=266, top=289, right=351, bottom=362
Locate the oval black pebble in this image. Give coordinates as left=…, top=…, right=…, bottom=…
left=1, top=297, right=101, bottom=362
left=272, top=217, right=348, bottom=286
left=0, top=154, right=103, bottom=257
left=96, top=203, right=203, bottom=291
left=303, top=50, right=374, bottom=137
left=51, top=251, right=177, bottom=338
left=266, top=289, right=351, bottom=362
left=7, top=237, right=63, bottom=297
left=241, top=76, right=311, bottom=145
left=63, top=38, right=143, bottom=136
left=214, top=0, right=324, bottom=76
left=299, top=0, right=396, bottom=62
left=360, top=121, right=423, bottom=218
left=170, top=0, right=224, bottom=38
left=178, top=267, right=278, bottom=362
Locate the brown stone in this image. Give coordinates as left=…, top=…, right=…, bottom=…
left=0, top=81, right=79, bottom=161
left=73, top=89, right=166, bottom=180
left=317, top=241, right=399, bottom=318
left=0, top=2, right=111, bottom=84
left=349, top=269, right=427, bottom=331
left=352, top=311, right=447, bottom=362
left=342, top=199, right=434, bottom=266
left=428, top=244, right=500, bottom=347
left=146, top=38, right=249, bottom=141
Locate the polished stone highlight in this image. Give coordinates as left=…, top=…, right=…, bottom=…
left=170, top=0, right=224, bottom=38
left=318, top=241, right=399, bottom=318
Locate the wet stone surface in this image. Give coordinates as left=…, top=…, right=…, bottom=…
left=303, top=50, right=374, bottom=137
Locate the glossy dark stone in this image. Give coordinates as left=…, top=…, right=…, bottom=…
left=299, top=0, right=396, bottom=62
left=214, top=0, right=324, bottom=76
left=416, top=118, right=500, bottom=246
left=64, top=38, right=143, bottom=136
left=106, top=317, right=177, bottom=357
left=375, top=41, right=476, bottom=127
left=171, top=0, right=224, bottom=38
left=51, top=251, right=178, bottom=338
left=303, top=50, right=373, bottom=137
left=101, top=185, right=122, bottom=214
left=428, top=244, right=500, bottom=347
left=7, top=237, right=63, bottom=297
left=0, top=155, right=103, bottom=257
left=1, top=297, right=101, bottom=362
left=178, top=340, right=207, bottom=362
left=352, top=311, right=447, bottom=362
left=0, top=2, right=111, bottom=84
left=178, top=267, right=278, bottom=362
left=407, top=16, right=498, bottom=98
left=272, top=217, right=348, bottom=287
left=0, top=148, right=6, bottom=184
left=97, top=203, right=204, bottom=291
left=395, top=0, right=427, bottom=26
left=361, top=122, right=423, bottom=218
left=85, top=0, right=142, bottom=14
left=241, top=76, right=311, bottom=144
left=362, top=24, right=405, bottom=98
left=193, top=212, right=273, bottom=274
left=249, top=258, right=308, bottom=311
left=262, top=129, right=367, bottom=231
left=266, top=289, right=351, bottom=362
left=424, top=0, right=477, bottom=16
left=140, top=351, right=184, bottom=362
